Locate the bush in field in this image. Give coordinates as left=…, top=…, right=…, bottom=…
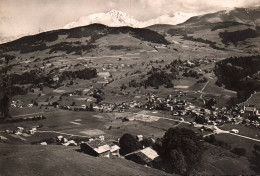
left=52, top=102, right=59, bottom=107
left=120, top=84, right=127, bottom=90
left=204, top=135, right=216, bottom=144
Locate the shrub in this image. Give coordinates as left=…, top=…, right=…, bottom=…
left=231, top=147, right=246, bottom=156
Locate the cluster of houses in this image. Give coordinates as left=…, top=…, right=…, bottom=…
left=10, top=100, right=37, bottom=108
left=80, top=134, right=160, bottom=167
left=141, top=93, right=191, bottom=114
left=4, top=126, right=38, bottom=135
left=10, top=100, right=23, bottom=108
left=64, top=100, right=140, bottom=113
left=28, top=132, right=156, bottom=167
left=91, top=101, right=140, bottom=113
left=141, top=93, right=260, bottom=129
left=190, top=104, right=260, bottom=128
left=80, top=138, right=120, bottom=158
left=56, top=135, right=77, bottom=146
left=175, top=58, right=215, bottom=68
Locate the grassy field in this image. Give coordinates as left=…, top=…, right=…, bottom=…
left=214, top=133, right=258, bottom=158
left=0, top=144, right=172, bottom=176
left=2, top=108, right=178, bottom=143
left=198, top=143, right=254, bottom=175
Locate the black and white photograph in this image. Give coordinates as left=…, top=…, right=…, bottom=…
left=0, top=0, right=260, bottom=175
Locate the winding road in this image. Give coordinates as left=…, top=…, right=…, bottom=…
left=200, top=80, right=210, bottom=104
left=160, top=116, right=260, bottom=143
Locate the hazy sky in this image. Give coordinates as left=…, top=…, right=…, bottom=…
left=0, top=0, right=260, bottom=37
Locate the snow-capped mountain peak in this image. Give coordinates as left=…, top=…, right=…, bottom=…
left=63, top=10, right=196, bottom=29
left=107, top=9, right=128, bottom=18
left=64, top=10, right=135, bottom=29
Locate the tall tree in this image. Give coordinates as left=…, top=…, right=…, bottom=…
left=119, top=133, right=142, bottom=155
left=161, top=128, right=202, bottom=173
left=0, top=94, right=11, bottom=119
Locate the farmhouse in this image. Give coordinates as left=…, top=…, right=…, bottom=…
left=136, top=135, right=143, bottom=142
left=125, top=147, right=159, bottom=166
left=53, top=75, right=59, bottom=82
left=109, top=143, right=120, bottom=156
left=243, top=105, right=259, bottom=116
left=80, top=140, right=120, bottom=157
left=97, top=72, right=111, bottom=78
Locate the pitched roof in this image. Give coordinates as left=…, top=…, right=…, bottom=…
left=94, top=144, right=111, bottom=154
left=109, top=144, right=120, bottom=152
left=85, top=140, right=120, bottom=154
left=245, top=106, right=256, bottom=112
left=86, top=140, right=110, bottom=154
left=140, top=147, right=159, bottom=160
left=125, top=147, right=159, bottom=163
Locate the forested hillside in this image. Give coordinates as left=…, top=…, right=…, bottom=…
left=215, top=55, right=260, bottom=102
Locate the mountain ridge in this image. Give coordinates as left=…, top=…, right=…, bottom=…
left=181, top=6, right=260, bottom=26
left=64, top=9, right=197, bottom=29
left=0, top=23, right=169, bottom=55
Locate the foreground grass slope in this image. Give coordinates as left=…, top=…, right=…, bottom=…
left=0, top=144, right=172, bottom=176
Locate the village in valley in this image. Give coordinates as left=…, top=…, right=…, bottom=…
left=0, top=2, right=260, bottom=176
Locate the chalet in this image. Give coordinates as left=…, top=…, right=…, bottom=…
left=14, top=127, right=24, bottom=134
left=125, top=147, right=159, bottom=166
left=109, top=143, right=120, bottom=156
left=27, top=104, right=33, bottom=107
left=202, top=125, right=217, bottom=132
left=80, top=140, right=120, bottom=158
left=93, top=105, right=102, bottom=112
left=28, top=127, right=37, bottom=134
left=136, top=135, right=143, bottom=142
left=230, top=129, right=239, bottom=134
left=97, top=72, right=111, bottom=78
left=53, top=75, right=59, bottom=82
left=243, top=105, right=259, bottom=116
left=97, top=79, right=109, bottom=84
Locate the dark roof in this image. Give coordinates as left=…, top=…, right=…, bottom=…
left=86, top=140, right=107, bottom=149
